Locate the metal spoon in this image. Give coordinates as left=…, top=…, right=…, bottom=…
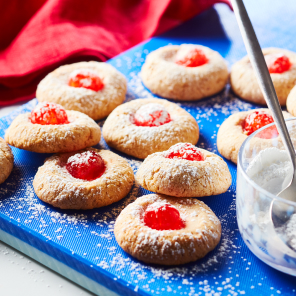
left=231, top=0, right=296, bottom=255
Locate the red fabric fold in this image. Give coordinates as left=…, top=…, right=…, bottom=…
left=0, top=0, right=231, bottom=105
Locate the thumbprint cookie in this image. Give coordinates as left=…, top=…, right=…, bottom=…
left=5, top=102, right=101, bottom=153
left=33, top=148, right=134, bottom=209
left=231, top=48, right=296, bottom=105
left=217, top=108, right=291, bottom=164
left=136, top=143, right=231, bottom=197
left=36, top=61, right=127, bottom=120
left=114, top=193, right=221, bottom=265
left=102, top=98, right=199, bottom=159
left=141, top=44, right=228, bottom=100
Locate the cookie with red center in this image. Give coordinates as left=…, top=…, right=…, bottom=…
left=231, top=47, right=296, bottom=105
left=103, top=98, right=199, bottom=159
left=36, top=61, right=127, bottom=121
left=136, top=143, right=231, bottom=197
left=141, top=44, right=228, bottom=101
left=114, top=193, right=221, bottom=265
left=217, top=109, right=291, bottom=164
left=33, top=148, right=134, bottom=210
left=5, top=102, right=101, bottom=153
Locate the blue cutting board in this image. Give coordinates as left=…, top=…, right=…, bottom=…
left=1, top=1, right=296, bottom=295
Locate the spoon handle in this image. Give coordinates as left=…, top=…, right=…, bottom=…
left=231, top=0, right=296, bottom=169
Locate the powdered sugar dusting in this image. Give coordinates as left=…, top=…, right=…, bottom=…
left=0, top=40, right=285, bottom=295
left=67, top=150, right=97, bottom=166
left=0, top=93, right=262, bottom=295
left=33, top=102, right=66, bottom=118
left=247, top=148, right=292, bottom=193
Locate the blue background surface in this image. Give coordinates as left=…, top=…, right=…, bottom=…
left=0, top=1, right=296, bottom=295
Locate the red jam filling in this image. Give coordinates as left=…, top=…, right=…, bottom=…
left=66, top=151, right=105, bottom=181
left=265, top=53, right=291, bottom=74
left=164, top=143, right=205, bottom=161
left=243, top=110, right=278, bottom=139
left=143, top=203, right=185, bottom=231
left=175, top=48, right=208, bottom=67
left=68, top=70, right=104, bottom=91
left=133, top=103, right=171, bottom=127
left=30, top=102, right=69, bottom=125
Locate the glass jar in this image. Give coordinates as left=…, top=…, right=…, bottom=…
left=237, top=118, right=296, bottom=275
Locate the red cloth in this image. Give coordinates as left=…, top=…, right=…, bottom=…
left=0, top=0, right=231, bottom=105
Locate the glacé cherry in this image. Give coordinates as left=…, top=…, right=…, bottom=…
left=30, top=102, right=69, bottom=125
left=265, top=53, right=291, bottom=74
left=133, top=103, right=171, bottom=127
left=164, top=143, right=205, bottom=161
left=175, top=48, right=208, bottom=67
left=66, top=151, right=105, bottom=181
left=68, top=70, right=104, bottom=91
left=143, top=203, right=185, bottom=231
left=244, top=110, right=278, bottom=139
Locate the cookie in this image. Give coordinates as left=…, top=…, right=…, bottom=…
left=217, top=108, right=291, bottom=164
left=286, top=85, right=296, bottom=116
left=141, top=44, right=228, bottom=100
left=36, top=61, right=127, bottom=120
left=33, top=148, right=134, bottom=209
left=0, top=138, right=14, bottom=184
left=230, top=48, right=296, bottom=105
left=114, top=193, right=221, bottom=265
left=102, top=98, right=199, bottom=159
left=136, top=143, right=231, bottom=197
left=5, top=102, right=101, bottom=153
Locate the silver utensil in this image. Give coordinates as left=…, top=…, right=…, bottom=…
left=231, top=0, right=296, bottom=254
